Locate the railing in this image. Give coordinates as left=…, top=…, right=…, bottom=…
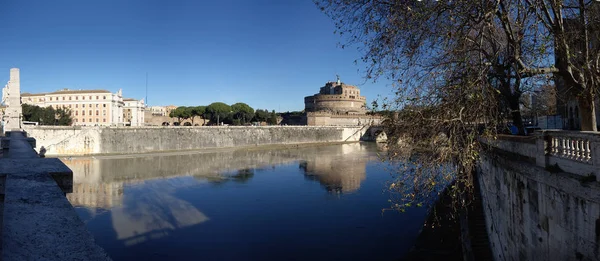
left=547, top=131, right=594, bottom=164
left=483, top=130, right=600, bottom=178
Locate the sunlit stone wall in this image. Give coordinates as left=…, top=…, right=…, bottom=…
left=478, top=152, right=600, bottom=261
left=23, top=126, right=366, bottom=156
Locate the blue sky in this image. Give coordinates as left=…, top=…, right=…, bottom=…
left=0, top=0, right=393, bottom=112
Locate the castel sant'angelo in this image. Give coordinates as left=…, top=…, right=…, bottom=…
left=304, top=76, right=367, bottom=115
left=303, top=76, right=380, bottom=126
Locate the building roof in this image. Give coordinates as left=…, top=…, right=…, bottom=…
left=123, top=98, right=137, bottom=101
left=21, top=89, right=112, bottom=97
left=48, top=89, right=111, bottom=94
left=21, top=92, right=45, bottom=97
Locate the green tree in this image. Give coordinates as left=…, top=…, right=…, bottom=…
left=206, top=102, right=231, bottom=125
left=254, top=109, right=269, bottom=122
left=231, top=102, right=254, bottom=125
left=55, top=108, right=73, bottom=126
left=21, top=104, right=72, bottom=126
left=192, top=106, right=206, bottom=125
left=169, top=107, right=192, bottom=123
left=267, top=110, right=278, bottom=125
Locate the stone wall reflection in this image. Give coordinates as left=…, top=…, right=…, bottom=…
left=64, top=143, right=378, bottom=209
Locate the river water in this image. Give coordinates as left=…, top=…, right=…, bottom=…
left=63, top=143, right=428, bottom=261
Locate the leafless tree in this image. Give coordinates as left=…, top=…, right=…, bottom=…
left=315, top=0, right=600, bottom=213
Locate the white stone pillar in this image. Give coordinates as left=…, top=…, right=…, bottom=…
left=4, top=68, right=22, bottom=131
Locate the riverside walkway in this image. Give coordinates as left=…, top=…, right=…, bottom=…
left=0, top=131, right=110, bottom=260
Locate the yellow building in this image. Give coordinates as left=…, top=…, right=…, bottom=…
left=21, top=88, right=144, bottom=126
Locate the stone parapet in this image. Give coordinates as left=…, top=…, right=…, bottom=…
left=481, top=130, right=600, bottom=179
left=23, top=126, right=368, bottom=156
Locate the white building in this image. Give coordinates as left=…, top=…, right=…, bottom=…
left=123, top=98, right=145, bottom=126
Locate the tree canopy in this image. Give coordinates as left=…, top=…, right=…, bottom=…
left=231, top=102, right=255, bottom=125
left=22, top=104, right=72, bottom=126
left=206, top=102, right=232, bottom=125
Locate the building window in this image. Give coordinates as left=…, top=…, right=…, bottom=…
left=103, top=104, right=106, bottom=107
left=96, top=104, right=99, bottom=108
left=96, top=110, right=99, bottom=116
left=50, top=97, right=52, bottom=101
left=75, top=119, right=78, bottom=122
left=83, top=96, right=85, bottom=100
left=69, top=105, right=72, bottom=108
left=103, top=119, right=106, bottom=122
left=103, top=96, right=106, bottom=99
left=62, top=97, right=65, bottom=100
left=96, top=118, right=99, bottom=122
left=75, top=111, right=78, bottom=116
left=89, top=118, right=92, bottom=123
left=89, top=96, right=92, bottom=100
left=103, top=110, right=106, bottom=116
left=96, top=96, right=99, bottom=99
left=75, top=104, right=78, bottom=108
left=82, top=118, right=85, bottom=122
left=82, top=110, right=85, bottom=116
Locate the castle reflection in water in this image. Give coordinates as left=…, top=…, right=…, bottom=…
left=62, top=143, right=380, bottom=247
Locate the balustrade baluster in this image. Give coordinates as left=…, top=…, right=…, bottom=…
left=576, top=139, right=581, bottom=160
left=564, top=138, right=569, bottom=158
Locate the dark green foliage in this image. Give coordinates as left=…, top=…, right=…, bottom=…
left=267, top=110, right=278, bottom=125
left=206, top=102, right=232, bottom=125
left=22, top=104, right=72, bottom=126
left=231, top=102, right=254, bottom=125
left=254, top=109, right=270, bottom=122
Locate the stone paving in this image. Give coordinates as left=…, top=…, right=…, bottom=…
left=0, top=131, right=111, bottom=261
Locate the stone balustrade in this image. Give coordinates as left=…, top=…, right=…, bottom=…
left=485, top=130, right=600, bottom=178
left=537, top=130, right=600, bottom=178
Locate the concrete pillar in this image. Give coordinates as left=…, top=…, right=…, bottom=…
left=536, top=131, right=549, bottom=168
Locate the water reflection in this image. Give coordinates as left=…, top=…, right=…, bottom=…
left=62, top=143, right=420, bottom=261
left=65, top=143, right=375, bottom=209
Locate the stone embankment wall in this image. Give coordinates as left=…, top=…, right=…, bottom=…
left=478, top=148, right=600, bottom=261
left=23, top=126, right=367, bottom=156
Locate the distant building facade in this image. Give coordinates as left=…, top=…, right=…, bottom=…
left=123, top=98, right=145, bottom=126
left=21, top=88, right=144, bottom=126
left=304, top=77, right=367, bottom=114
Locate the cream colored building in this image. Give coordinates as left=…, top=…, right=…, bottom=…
left=21, top=88, right=143, bottom=126
left=123, top=98, right=145, bottom=126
